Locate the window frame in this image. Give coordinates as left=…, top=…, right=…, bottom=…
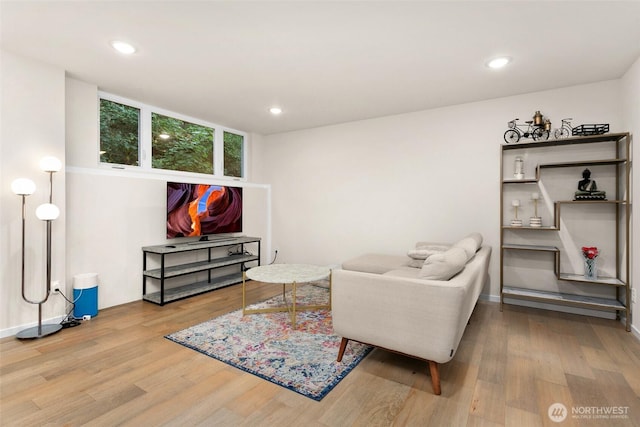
left=98, top=91, right=248, bottom=181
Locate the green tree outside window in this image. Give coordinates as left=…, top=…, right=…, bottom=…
left=100, top=99, right=140, bottom=166
left=152, top=113, right=214, bottom=175
left=224, top=132, right=244, bottom=178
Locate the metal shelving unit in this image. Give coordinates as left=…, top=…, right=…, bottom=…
left=500, top=133, right=631, bottom=331
left=142, top=236, right=261, bottom=305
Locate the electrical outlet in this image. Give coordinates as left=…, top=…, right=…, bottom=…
left=52, top=280, right=60, bottom=294
left=632, top=287, right=637, bottom=303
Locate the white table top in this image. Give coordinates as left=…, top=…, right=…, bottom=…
left=246, top=264, right=330, bottom=284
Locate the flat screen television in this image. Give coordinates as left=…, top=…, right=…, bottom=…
left=166, top=182, right=243, bottom=239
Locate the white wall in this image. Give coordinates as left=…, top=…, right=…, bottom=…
left=621, top=55, right=640, bottom=335
left=64, top=77, right=272, bottom=309
left=260, top=80, right=624, bottom=299
left=1, top=50, right=66, bottom=333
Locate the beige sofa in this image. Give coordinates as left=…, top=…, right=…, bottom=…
left=332, top=233, right=491, bottom=395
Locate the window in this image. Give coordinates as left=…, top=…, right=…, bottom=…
left=224, top=131, right=244, bottom=178
left=98, top=93, right=247, bottom=179
left=152, top=113, right=214, bottom=175
left=99, top=99, right=140, bottom=166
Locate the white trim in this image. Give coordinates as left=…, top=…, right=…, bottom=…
left=65, top=165, right=265, bottom=188
left=140, top=106, right=152, bottom=168
left=479, top=293, right=500, bottom=303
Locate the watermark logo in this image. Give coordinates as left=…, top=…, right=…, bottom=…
left=548, top=403, right=630, bottom=422
left=548, top=403, right=568, bottom=423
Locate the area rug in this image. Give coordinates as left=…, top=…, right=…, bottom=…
left=165, top=284, right=372, bottom=401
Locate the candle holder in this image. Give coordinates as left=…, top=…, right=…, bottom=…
left=514, top=157, right=524, bottom=180
left=529, top=192, right=542, bottom=227
left=510, top=199, right=522, bottom=227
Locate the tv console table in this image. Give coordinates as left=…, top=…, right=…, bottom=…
left=142, top=236, right=261, bottom=305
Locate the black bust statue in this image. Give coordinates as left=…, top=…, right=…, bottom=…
left=575, top=169, right=606, bottom=200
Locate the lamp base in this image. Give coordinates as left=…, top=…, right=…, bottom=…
left=16, top=323, right=62, bottom=339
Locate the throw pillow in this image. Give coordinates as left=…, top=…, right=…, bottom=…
left=407, top=245, right=450, bottom=268
left=408, top=259, right=426, bottom=268
left=466, top=232, right=483, bottom=247
left=419, top=247, right=467, bottom=280
left=452, top=233, right=482, bottom=260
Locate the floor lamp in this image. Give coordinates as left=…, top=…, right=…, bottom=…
left=11, top=156, right=63, bottom=339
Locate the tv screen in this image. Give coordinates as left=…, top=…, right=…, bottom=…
left=166, top=182, right=243, bottom=239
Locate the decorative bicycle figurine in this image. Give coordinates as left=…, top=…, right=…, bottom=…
left=553, top=118, right=572, bottom=139
left=503, top=118, right=550, bottom=143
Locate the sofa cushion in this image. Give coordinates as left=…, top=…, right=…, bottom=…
left=419, top=247, right=467, bottom=280
left=342, top=253, right=409, bottom=274
left=452, top=233, right=483, bottom=260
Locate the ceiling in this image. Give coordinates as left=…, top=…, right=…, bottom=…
left=2, top=1, right=640, bottom=135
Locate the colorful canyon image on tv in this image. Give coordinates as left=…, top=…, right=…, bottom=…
left=166, top=182, right=243, bottom=239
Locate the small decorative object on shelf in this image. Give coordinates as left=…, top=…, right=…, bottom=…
left=503, top=112, right=550, bottom=144
left=510, top=199, right=522, bottom=227
left=574, top=168, right=607, bottom=200
left=553, top=117, right=573, bottom=139
left=514, top=156, right=524, bottom=179
left=529, top=192, right=542, bottom=227
left=533, top=110, right=544, bottom=126
left=572, top=124, right=609, bottom=136
left=582, top=246, right=599, bottom=280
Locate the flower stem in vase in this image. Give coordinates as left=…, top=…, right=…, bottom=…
left=581, top=246, right=599, bottom=280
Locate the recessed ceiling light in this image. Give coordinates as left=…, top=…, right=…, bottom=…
left=111, top=40, right=136, bottom=55
left=486, top=56, right=511, bottom=69
left=269, top=107, right=282, bottom=115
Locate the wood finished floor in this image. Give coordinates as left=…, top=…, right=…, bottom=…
left=1, top=281, right=639, bottom=426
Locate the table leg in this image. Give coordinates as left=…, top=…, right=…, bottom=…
left=329, top=270, right=332, bottom=310
left=242, top=271, right=247, bottom=315
left=292, top=281, right=297, bottom=328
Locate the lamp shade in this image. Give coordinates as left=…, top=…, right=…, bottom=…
left=39, top=156, right=62, bottom=173
left=11, top=178, right=36, bottom=195
left=35, top=203, right=60, bottom=220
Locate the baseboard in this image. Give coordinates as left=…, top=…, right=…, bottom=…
left=479, top=293, right=500, bottom=303
left=0, top=315, right=66, bottom=339
left=480, top=293, right=639, bottom=341
left=630, top=323, right=640, bottom=341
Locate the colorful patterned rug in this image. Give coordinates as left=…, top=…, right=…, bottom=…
left=165, top=284, right=372, bottom=401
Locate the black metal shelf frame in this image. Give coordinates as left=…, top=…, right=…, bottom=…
left=142, top=236, right=261, bottom=305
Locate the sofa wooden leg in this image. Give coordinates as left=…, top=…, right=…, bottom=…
left=428, top=360, right=441, bottom=395
left=337, top=338, right=349, bottom=362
